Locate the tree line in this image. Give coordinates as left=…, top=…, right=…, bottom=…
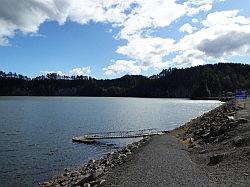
left=0, top=63, right=249, bottom=98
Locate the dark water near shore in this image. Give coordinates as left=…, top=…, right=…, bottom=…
left=0, top=97, right=221, bottom=186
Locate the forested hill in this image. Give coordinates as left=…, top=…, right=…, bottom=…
left=0, top=63, right=249, bottom=98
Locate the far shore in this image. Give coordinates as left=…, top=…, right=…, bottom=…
left=0, top=95, right=229, bottom=102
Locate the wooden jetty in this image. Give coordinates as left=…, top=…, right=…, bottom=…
left=72, top=129, right=163, bottom=143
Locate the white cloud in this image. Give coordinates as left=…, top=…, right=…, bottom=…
left=173, top=49, right=206, bottom=67
left=0, top=0, right=133, bottom=45
left=202, top=10, right=250, bottom=27
left=103, top=60, right=141, bottom=75
left=0, top=0, right=188, bottom=45
left=1, top=0, right=249, bottom=76
left=116, top=36, right=175, bottom=70
left=174, top=10, right=250, bottom=66
left=118, top=0, right=186, bottom=39
left=69, top=66, right=91, bottom=76
left=41, top=66, right=91, bottom=76
left=185, top=0, right=213, bottom=16
left=187, top=4, right=212, bottom=16
left=179, top=23, right=197, bottom=34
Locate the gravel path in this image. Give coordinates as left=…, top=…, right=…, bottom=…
left=103, top=135, right=213, bottom=187
left=103, top=99, right=250, bottom=187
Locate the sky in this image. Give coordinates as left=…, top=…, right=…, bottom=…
left=0, top=0, right=250, bottom=79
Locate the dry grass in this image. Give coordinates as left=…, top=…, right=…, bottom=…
left=170, top=122, right=192, bottom=138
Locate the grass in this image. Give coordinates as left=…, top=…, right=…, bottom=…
left=170, top=122, right=192, bottom=138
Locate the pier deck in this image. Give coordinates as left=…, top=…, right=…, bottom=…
left=72, top=129, right=163, bottom=143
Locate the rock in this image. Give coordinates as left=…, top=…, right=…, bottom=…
left=237, top=118, right=248, bottom=124
left=125, top=150, right=132, bottom=155
left=89, top=180, right=98, bottom=186
left=197, top=140, right=206, bottom=145
left=71, top=171, right=79, bottom=177
left=41, top=182, right=53, bottom=187
left=121, top=147, right=131, bottom=154
left=74, top=174, right=94, bottom=186
left=232, top=136, right=248, bottom=147
left=208, top=154, right=224, bottom=166
left=189, top=137, right=194, bottom=144
left=140, top=137, right=149, bottom=142
left=60, top=181, right=69, bottom=186
left=201, top=132, right=210, bottom=139
left=99, top=179, right=106, bottom=185
left=182, top=135, right=188, bottom=141
left=64, top=168, right=70, bottom=172
left=199, top=149, right=207, bottom=154
left=162, top=130, right=169, bottom=133
left=207, top=136, right=216, bottom=143
left=80, top=170, right=86, bottom=175
left=83, top=183, right=90, bottom=187
left=118, top=153, right=127, bottom=160
left=209, top=126, right=220, bottom=137
left=213, top=134, right=226, bottom=143
left=100, top=158, right=106, bottom=165
left=188, top=144, right=196, bottom=148
left=227, top=116, right=235, bottom=121
left=218, top=124, right=228, bottom=134
left=63, top=172, right=69, bottom=176
left=88, top=159, right=96, bottom=165
left=228, top=121, right=238, bottom=129
left=94, top=168, right=104, bottom=178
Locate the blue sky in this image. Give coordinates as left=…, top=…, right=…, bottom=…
left=0, top=0, right=250, bottom=79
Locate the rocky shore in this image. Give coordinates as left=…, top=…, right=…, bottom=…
left=178, top=99, right=250, bottom=186
left=41, top=99, right=249, bottom=186
left=40, top=136, right=153, bottom=187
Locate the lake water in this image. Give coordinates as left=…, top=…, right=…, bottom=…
left=0, top=97, right=221, bottom=186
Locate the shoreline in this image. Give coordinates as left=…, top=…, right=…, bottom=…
left=41, top=99, right=249, bottom=186
left=103, top=99, right=249, bottom=186
left=0, top=95, right=228, bottom=101
left=40, top=135, right=154, bottom=186
left=40, top=101, right=225, bottom=187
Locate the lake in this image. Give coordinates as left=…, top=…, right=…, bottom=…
left=0, top=97, right=221, bottom=186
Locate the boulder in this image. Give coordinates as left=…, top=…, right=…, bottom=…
left=208, top=153, right=224, bottom=166
left=99, top=179, right=106, bottom=185
left=206, top=136, right=216, bottom=143
left=237, top=118, right=248, bottom=124
left=209, top=126, right=220, bottom=137
left=64, top=168, right=70, bottom=172
left=121, top=147, right=131, bottom=154
left=199, top=149, right=207, bottom=154
left=41, top=182, right=53, bottom=187
left=228, top=121, right=238, bottom=129
left=232, top=136, right=248, bottom=147
left=118, top=153, right=127, bottom=161
left=218, top=124, right=228, bottom=134
left=93, top=168, right=104, bottom=178
left=83, top=183, right=90, bottom=187
left=227, top=116, right=235, bottom=121
left=213, top=134, right=227, bottom=143
left=74, top=173, right=94, bottom=186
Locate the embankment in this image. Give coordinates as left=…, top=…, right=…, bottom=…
left=41, top=99, right=250, bottom=186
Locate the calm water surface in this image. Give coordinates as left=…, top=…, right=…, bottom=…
left=0, top=97, right=221, bottom=186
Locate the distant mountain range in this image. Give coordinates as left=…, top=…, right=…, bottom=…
left=0, top=63, right=249, bottom=98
